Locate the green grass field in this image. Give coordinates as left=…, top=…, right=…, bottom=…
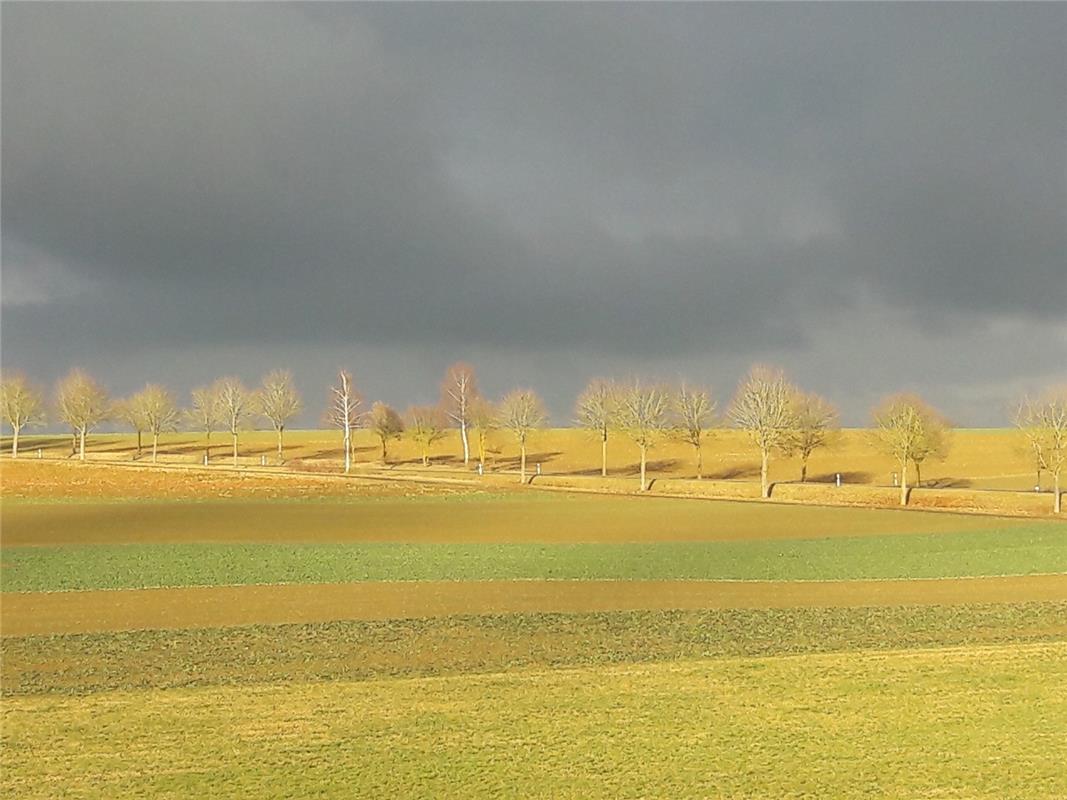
left=6, top=527, right=1067, bottom=592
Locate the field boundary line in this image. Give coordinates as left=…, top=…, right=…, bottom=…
left=6, top=572, right=1067, bottom=596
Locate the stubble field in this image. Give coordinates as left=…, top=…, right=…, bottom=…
left=2, top=459, right=1065, bottom=798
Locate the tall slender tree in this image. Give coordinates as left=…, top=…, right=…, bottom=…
left=55, top=369, right=110, bottom=462
left=188, top=384, right=222, bottom=463
left=325, top=370, right=362, bottom=473
left=0, top=373, right=46, bottom=458
left=256, top=370, right=302, bottom=462
left=216, top=378, right=251, bottom=467
left=499, top=389, right=548, bottom=483
left=615, top=381, right=670, bottom=492
left=469, top=398, right=498, bottom=471
left=115, top=397, right=148, bottom=459
left=137, top=384, right=181, bottom=463
left=441, top=363, right=479, bottom=466
left=675, top=384, right=716, bottom=480
left=576, top=379, right=617, bottom=477
left=1015, top=389, right=1067, bottom=514
left=728, top=366, right=797, bottom=499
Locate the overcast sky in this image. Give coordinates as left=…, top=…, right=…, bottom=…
left=2, top=2, right=1064, bottom=427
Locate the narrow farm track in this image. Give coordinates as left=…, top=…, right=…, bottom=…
left=5, top=574, right=1066, bottom=636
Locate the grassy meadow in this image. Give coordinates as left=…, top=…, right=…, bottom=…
left=2, top=460, right=1065, bottom=797
left=4, top=643, right=1065, bottom=799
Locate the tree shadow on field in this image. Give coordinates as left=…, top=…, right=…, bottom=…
left=705, top=465, right=759, bottom=480
left=495, top=451, right=563, bottom=470
left=809, top=471, right=873, bottom=484
left=612, top=458, right=682, bottom=477
left=92, top=439, right=202, bottom=455
left=5, top=436, right=69, bottom=452
left=924, top=477, right=973, bottom=489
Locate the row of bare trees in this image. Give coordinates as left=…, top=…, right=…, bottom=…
left=1, top=365, right=1064, bottom=509
left=325, top=364, right=547, bottom=482
left=576, top=368, right=837, bottom=495
left=0, top=369, right=302, bottom=467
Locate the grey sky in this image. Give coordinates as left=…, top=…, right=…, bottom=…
left=2, top=2, right=1064, bottom=426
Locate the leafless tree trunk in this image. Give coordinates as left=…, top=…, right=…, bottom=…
left=406, top=405, right=445, bottom=467
left=128, top=385, right=180, bottom=464
left=500, top=389, right=548, bottom=483
left=728, top=366, right=796, bottom=499
left=576, top=379, right=617, bottom=478
left=782, top=390, right=838, bottom=483
left=255, top=370, right=302, bottom=463
left=368, top=402, right=404, bottom=465
left=1015, top=390, right=1066, bottom=514
left=55, top=370, right=110, bottom=463
left=675, top=384, right=716, bottom=481
left=188, top=385, right=222, bottom=464
left=469, top=398, right=497, bottom=472
left=216, top=378, right=251, bottom=468
left=615, top=382, right=669, bottom=492
left=442, top=363, right=480, bottom=467
left=326, top=370, right=362, bottom=474
left=639, top=443, right=648, bottom=492
left=872, top=394, right=946, bottom=507
left=1, top=374, right=46, bottom=458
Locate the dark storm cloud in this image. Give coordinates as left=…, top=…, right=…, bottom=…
left=2, top=3, right=1064, bottom=423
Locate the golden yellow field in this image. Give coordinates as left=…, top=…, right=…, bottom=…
left=7, top=426, right=1048, bottom=491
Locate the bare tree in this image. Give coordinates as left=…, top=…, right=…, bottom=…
left=674, top=384, right=716, bottom=480
left=728, top=366, right=797, bottom=499
left=114, top=397, right=148, bottom=459
left=325, top=370, right=362, bottom=473
left=406, top=405, right=447, bottom=467
left=216, top=378, right=251, bottom=467
left=909, top=412, right=951, bottom=488
left=872, top=394, right=945, bottom=506
left=136, top=384, right=181, bottom=463
left=367, top=402, right=404, bottom=464
left=55, top=369, right=110, bottom=461
left=1015, top=389, right=1067, bottom=514
left=499, top=389, right=548, bottom=483
left=0, top=373, right=46, bottom=458
left=615, top=381, right=670, bottom=492
left=188, top=384, right=222, bottom=463
left=782, top=390, right=839, bottom=482
left=469, top=397, right=498, bottom=471
left=576, top=378, right=617, bottom=477
left=441, top=363, right=479, bottom=466
left=256, top=370, right=302, bottom=463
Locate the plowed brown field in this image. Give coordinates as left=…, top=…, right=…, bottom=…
left=6, top=575, right=1066, bottom=637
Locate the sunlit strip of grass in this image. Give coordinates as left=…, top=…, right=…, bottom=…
left=3, top=643, right=1065, bottom=799
left=4, top=528, right=1066, bottom=592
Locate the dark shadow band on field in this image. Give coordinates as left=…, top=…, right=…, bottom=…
left=4, top=603, right=1065, bottom=697
left=4, top=574, right=1066, bottom=637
